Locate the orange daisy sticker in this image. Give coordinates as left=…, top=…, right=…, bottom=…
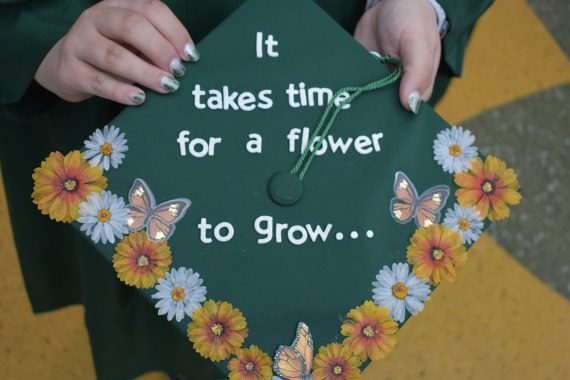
left=454, top=155, right=521, bottom=221
left=406, top=224, right=467, bottom=284
left=112, top=231, right=172, bottom=288
left=227, top=345, right=273, bottom=380
left=32, top=150, right=107, bottom=223
left=313, top=343, right=362, bottom=380
left=340, top=300, right=398, bottom=362
left=187, top=300, right=248, bottom=362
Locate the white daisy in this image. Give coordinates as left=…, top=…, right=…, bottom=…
left=78, top=191, right=130, bottom=244
left=83, top=125, right=128, bottom=171
left=433, top=125, right=478, bottom=174
left=443, top=203, right=484, bottom=245
left=151, top=267, right=207, bottom=322
left=372, top=263, right=431, bottom=323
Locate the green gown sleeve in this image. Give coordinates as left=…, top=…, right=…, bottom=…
left=0, top=0, right=94, bottom=105
left=438, top=0, right=495, bottom=76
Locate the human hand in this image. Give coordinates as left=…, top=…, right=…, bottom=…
left=354, top=0, right=441, bottom=114
left=34, top=0, right=200, bottom=105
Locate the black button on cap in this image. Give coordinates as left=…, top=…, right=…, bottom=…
left=268, top=171, right=303, bottom=206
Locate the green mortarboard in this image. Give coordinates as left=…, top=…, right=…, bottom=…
left=32, top=0, right=521, bottom=378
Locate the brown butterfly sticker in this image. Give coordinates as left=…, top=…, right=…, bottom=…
left=390, top=171, right=450, bottom=228
left=273, top=322, right=314, bottom=380
left=126, top=178, right=191, bottom=242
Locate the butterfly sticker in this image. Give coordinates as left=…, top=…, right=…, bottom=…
left=272, top=322, right=314, bottom=380
left=126, top=178, right=191, bottom=242
left=389, top=171, right=450, bottom=228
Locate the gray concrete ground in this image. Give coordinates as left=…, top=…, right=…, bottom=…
left=465, top=85, right=570, bottom=297
left=460, top=0, right=570, bottom=298
left=528, top=0, right=570, bottom=55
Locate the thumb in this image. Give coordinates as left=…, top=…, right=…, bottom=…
left=398, top=37, right=435, bottom=114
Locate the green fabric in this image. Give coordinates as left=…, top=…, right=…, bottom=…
left=290, top=55, right=402, bottom=180
left=0, top=0, right=492, bottom=378
left=70, top=0, right=491, bottom=377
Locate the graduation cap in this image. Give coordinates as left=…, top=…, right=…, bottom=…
left=31, top=0, right=521, bottom=378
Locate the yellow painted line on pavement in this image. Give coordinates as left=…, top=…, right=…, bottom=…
left=436, top=0, right=570, bottom=124
left=363, top=0, right=570, bottom=378
left=362, top=234, right=570, bottom=379
left=0, top=173, right=95, bottom=379
left=1, top=0, right=570, bottom=379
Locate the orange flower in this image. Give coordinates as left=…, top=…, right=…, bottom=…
left=313, top=343, right=362, bottom=380
left=454, top=155, right=521, bottom=221
left=187, top=300, right=248, bottom=362
left=340, top=301, right=398, bottom=362
left=32, top=151, right=107, bottom=223
left=407, top=224, right=467, bottom=284
left=112, top=231, right=172, bottom=288
left=227, top=345, right=272, bottom=380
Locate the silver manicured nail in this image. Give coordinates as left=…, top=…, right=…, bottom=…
left=170, top=58, right=186, bottom=77
left=184, top=43, right=200, bottom=62
left=129, top=91, right=146, bottom=105
left=160, top=76, right=179, bottom=92
left=408, top=91, right=422, bottom=114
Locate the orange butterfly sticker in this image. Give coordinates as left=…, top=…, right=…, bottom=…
left=273, top=322, right=314, bottom=380
left=126, top=178, right=191, bottom=242
left=389, top=171, right=450, bottom=228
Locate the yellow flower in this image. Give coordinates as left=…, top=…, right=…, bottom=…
left=406, top=224, right=467, bottom=284
left=32, top=151, right=107, bottom=223
left=112, top=231, right=172, bottom=288
left=228, top=345, right=273, bottom=380
left=313, top=343, right=362, bottom=380
left=340, top=301, right=398, bottom=362
left=187, top=300, right=248, bottom=362
left=454, top=156, right=521, bottom=221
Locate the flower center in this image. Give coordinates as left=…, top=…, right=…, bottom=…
left=362, top=325, right=376, bottom=338
left=136, top=254, right=150, bottom=267
left=333, top=365, right=343, bottom=375
left=171, top=287, right=186, bottom=302
left=432, top=249, right=444, bottom=261
left=391, top=282, right=408, bottom=300
left=63, top=177, right=78, bottom=192
left=211, top=323, right=224, bottom=336
left=245, top=362, right=255, bottom=372
left=97, top=208, right=111, bottom=223
left=458, top=218, right=471, bottom=231
left=482, top=180, right=494, bottom=194
left=99, top=143, right=113, bottom=156
left=449, top=144, right=462, bottom=157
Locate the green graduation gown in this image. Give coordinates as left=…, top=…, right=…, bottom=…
left=0, top=1, right=493, bottom=378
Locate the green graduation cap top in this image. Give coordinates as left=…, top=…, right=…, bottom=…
left=30, top=0, right=521, bottom=378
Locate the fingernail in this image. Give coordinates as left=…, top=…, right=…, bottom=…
left=170, top=58, right=186, bottom=77
left=184, top=43, right=200, bottom=62
left=408, top=92, right=422, bottom=114
left=129, top=91, right=146, bottom=105
left=160, top=76, right=179, bottom=92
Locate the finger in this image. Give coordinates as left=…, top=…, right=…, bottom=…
left=398, top=34, right=435, bottom=114
left=77, top=34, right=179, bottom=94
left=423, top=44, right=442, bottom=101
left=74, top=60, right=147, bottom=106
left=95, top=6, right=186, bottom=78
left=110, top=0, right=198, bottom=62
left=353, top=10, right=378, bottom=52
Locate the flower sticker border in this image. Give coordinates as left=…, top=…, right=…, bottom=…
left=30, top=121, right=522, bottom=380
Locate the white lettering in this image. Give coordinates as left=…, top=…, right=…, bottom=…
left=246, top=134, right=263, bottom=154
left=253, top=216, right=333, bottom=245
left=354, top=136, right=373, bottom=155
left=306, top=224, right=332, bottom=242
left=214, top=222, right=234, bottom=242
left=198, top=218, right=212, bottom=243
